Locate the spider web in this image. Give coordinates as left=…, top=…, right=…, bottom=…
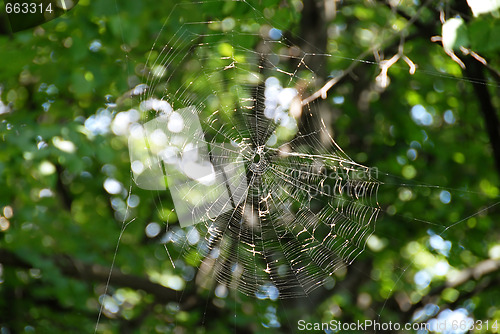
left=95, top=0, right=500, bottom=331
left=126, top=0, right=381, bottom=299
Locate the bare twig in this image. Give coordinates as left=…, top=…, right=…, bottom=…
left=403, top=259, right=500, bottom=323
left=301, top=0, right=432, bottom=105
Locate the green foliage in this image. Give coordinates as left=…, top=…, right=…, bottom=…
left=442, top=17, right=469, bottom=52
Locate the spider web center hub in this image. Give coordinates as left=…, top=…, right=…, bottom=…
left=249, top=146, right=269, bottom=175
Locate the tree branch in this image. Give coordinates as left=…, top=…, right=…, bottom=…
left=55, top=163, right=73, bottom=211
left=462, top=56, right=500, bottom=177
left=301, top=0, right=437, bottom=106
left=403, top=259, right=500, bottom=322
left=0, top=248, right=183, bottom=304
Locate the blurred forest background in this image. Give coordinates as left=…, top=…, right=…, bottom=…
left=1, top=0, right=500, bottom=333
